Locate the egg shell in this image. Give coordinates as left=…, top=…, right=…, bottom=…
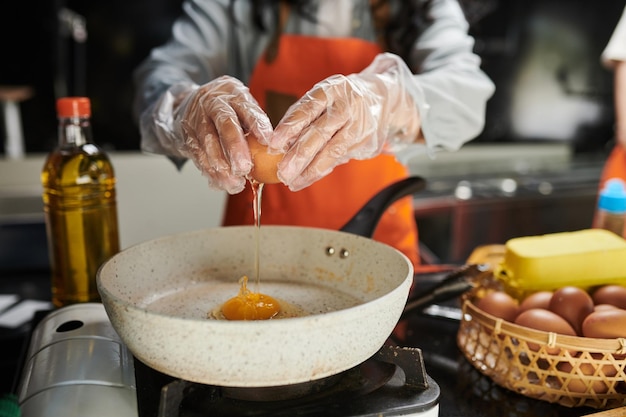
left=474, top=291, right=519, bottom=322
left=594, top=304, right=620, bottom=312
left=248, top=135, right=283, bottom=184
left=591, top=285, right=626, bottom=309
left=589, top=352, right=619, bottom=377
left=548, top=286, right=594, bottom=336
left=519, top=291, right=553, bottom=313
left=581, top=308, right=626, bottom=338
left=514, top=308, right=577, bottom=354
left=515, top=308, right=577, bottom=335
left=557, top=361, right=609, bottom=394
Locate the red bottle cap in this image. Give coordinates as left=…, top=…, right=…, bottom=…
left=57, top=97, right=91, bottom=117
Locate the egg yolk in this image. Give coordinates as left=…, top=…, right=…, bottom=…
left=221, top=276, right=281, bottom=320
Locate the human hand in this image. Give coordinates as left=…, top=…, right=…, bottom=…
left=614, top=62, right=626, bottom=149
left=268, top=53, right=423, bottom=191
left=174, top=76, right=273, bottom=193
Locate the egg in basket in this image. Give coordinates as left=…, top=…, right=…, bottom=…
left=457, top=229, right=626, bottom=410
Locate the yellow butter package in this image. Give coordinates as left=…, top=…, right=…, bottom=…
left=494, top=229, right=626, bottom=298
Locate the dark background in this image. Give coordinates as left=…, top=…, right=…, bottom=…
left=0, top=0, right=624, bottom=156
left=465, top=0, right=623, bottom=154
left=0, top=0, right=184, bottom=153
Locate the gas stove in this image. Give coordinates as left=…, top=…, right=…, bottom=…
left=17, top=303, right=440, bottom=417
left=135, top=345, right=439, bottom=417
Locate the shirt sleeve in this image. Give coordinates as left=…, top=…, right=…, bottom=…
left=404, top=0, right=495, bottom=155
left=602, top=7, right=626, bottom=69
left=132, top=0, right=272, bottom=155
left=133, top=0, right=495, bottom=158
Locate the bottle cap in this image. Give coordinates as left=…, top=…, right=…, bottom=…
left=57, top=97, right=91, bottom=118
left=598, top=178, right=626, bottom=213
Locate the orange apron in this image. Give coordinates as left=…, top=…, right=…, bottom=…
left=593, top=144, right=626, bottom=228
left=598, top=144, right=626, bottom=189
left=221, top=34, right=420, bottom=269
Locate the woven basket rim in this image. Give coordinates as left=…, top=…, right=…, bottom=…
left=462, top=300, right=626, bottom=354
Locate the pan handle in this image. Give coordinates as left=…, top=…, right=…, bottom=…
left=401, top=264, right=489, bottom=316
left=339, top=176, right=426, bottom=238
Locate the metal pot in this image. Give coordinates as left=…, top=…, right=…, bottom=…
left=97, top=177, right=425, bottom=387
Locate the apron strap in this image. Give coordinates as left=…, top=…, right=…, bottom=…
left=265, top=1, right=291, bottom=63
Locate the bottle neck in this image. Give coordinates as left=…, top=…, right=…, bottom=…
left=58, top=116, right=93, bottom=147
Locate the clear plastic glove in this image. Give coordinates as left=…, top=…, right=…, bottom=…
left=269, top=53, right=423, bottom=191
left=172, top=76, right=273, bottom=194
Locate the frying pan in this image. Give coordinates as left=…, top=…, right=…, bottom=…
left=97, top=177, right=425, bottom=387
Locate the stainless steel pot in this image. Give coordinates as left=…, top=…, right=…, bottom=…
left=97, top=177, right=425, bottom=387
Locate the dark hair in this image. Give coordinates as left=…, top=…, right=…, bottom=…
left=381, top=0, right=433, bottom=63
left=228, top=0, right=433, bottom=64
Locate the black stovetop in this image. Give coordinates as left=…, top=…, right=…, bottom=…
left=133, top=345, right=440, bottom=417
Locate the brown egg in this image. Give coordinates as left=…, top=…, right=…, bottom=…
left=248, top=135, right=283, bottom=184
left=581, top=308, right=626, bottom=339
left=594, top=304, right=620, bottom=312
left=590, top=352, right=619, bottom=377
left=548, top=286, right=594, bottom=336
left=519, top=291, right=553, bottom=313
left=474, top=291, right=519, bottom=322
left=515, top=308, right=577, bottom=335
left=514, top=308, right=577, bottom=353
left=557, top=361, right=609, bottom=394
left=591, top=285, right=626, bottom=309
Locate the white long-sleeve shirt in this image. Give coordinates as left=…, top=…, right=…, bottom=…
left=602, top=6, right=626, bottom=68
left=133, top=0, right=495, bottom=157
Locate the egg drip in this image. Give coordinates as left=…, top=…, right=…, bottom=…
left=217, top=177, right=283, bottom=321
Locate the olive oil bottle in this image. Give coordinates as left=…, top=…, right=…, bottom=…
left=42, top=97, right=120, bottom=307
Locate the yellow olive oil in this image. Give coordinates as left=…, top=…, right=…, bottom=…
left=42, top=97, right=120, bottom=307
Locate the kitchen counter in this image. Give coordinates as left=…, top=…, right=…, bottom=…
left=1, top=271, right=608, bottom=417
left=0, top=143, right=589, bottom=253
left=0, top=144, right=606, bottom=268
left=409, top=148, right=606, bottom=264
left=0, top=152, right=227, bottom=251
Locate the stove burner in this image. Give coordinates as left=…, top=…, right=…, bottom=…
left=135, top=345, right=440, bottom=417
left=219, top=358, right=396, bottom=402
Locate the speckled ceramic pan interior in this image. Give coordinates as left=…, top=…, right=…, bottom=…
left=97, top=225, right=413, bottom=387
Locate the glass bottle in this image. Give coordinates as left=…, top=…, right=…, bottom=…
left=41, top=97, right=120, bottom=307
left=596, top=178, right=626, bottom=238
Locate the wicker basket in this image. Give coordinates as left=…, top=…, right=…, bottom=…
left=457, top=298, right=626, bottom=409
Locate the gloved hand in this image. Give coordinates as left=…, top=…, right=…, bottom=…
left=269, top=53, right=423, bottom=191
left=168, top=76, right=273, bottom=194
